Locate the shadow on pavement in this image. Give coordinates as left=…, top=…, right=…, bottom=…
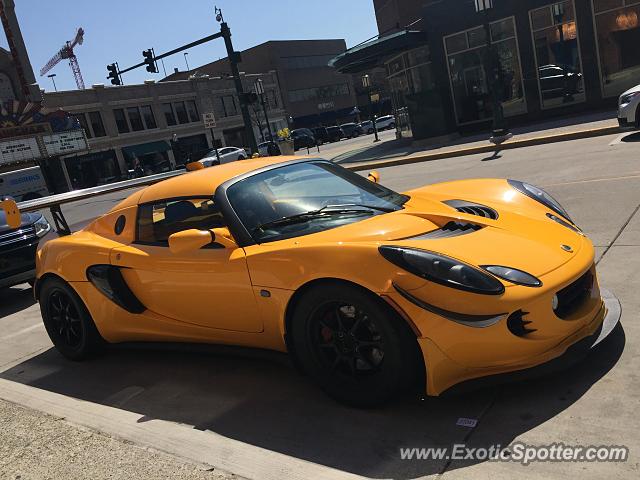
left=0, top=323, right=625, bottom=479
left=0, top=286, right=36, bottom=318
left=620, top=132, right=640, bottom=142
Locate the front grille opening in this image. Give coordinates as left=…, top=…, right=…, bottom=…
left=443, top=200, right=499, bottom=220
left=507, top=309, right=536, bottom=337
left=554, top=269, right=594, bottom=319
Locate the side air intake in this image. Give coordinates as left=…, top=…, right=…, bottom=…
left=443, top=200, right=499, bottom=220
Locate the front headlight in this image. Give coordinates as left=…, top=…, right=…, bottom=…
left=34, top=215, right=51, bottom=238
left=620, top=91, right=640, bottom=105
left=508, top=179, right=573, bottom=223
left=379, top=246, right=505, bottom=295
left=482, top=265, right=541, bottom=287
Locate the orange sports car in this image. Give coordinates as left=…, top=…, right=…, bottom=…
left=32, top=156, right=614, bottom=406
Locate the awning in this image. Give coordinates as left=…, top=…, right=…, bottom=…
left=122, top=140, right=171, bottom=159
left=329, top=30, right=429, bottom=74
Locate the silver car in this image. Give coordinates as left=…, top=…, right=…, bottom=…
left=618, top=84, right=640, bottom=129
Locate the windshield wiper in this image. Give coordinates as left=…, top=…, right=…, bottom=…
left=325, top=203, right=397, bottom=213
left=252, top=206, right=377, bottom=233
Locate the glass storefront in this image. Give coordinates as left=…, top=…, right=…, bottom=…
left=593, top=0, right=640, bottom=97
left=444, top=17, right=526, bottom=125
left=65, top=150, right=122, bottom=189
left=530, top=1, right=585, bottom=108
left=122, top=142, right=172, bottom=175
left=386, top=46, right=440, bottom=137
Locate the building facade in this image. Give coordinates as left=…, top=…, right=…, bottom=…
left=43, top=73, right=286, bottom=190
left=333, top=0, right=640, bottom=140
left=164, top=40, right=358, bottom=128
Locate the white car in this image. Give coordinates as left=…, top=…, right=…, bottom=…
left=618, top=84, right=640, bottom=129
left=375, top=115, right=396, bottom=130
left=199, top=146, right=248, bottom=167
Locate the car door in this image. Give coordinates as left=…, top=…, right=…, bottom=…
left=110, top=197, right=262, bottom=333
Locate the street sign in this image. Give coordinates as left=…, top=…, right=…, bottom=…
left=202, top=112, right=216, bottom=129
left=43, top=130, right=89, bottom=156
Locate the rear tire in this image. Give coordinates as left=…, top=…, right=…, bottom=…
left=290, top=283, right=422, bottom=407
left=40, top=278, right=105, bottom=361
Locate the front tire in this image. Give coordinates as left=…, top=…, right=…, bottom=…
left=291, top=283, right=422, bottom=407
left=40, top=278, right=105, bottom=361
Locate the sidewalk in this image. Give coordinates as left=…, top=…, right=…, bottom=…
left=333, top=110, right=620, bottom=165
left=0, top=398, right=240, bottom=480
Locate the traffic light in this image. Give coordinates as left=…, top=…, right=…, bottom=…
left=143, top=49, right=158, bottom=73
left=107, top=63, right=121, bottom=85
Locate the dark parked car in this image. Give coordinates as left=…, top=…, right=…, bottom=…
left=290, top=128, right=317, bottom=151
left=326, top=126, right=344, bottom=142
left=0, top=202, right=50, bottom=289
left=312, top=127, right=330, bottom=145
left=340, top=123, right=363, bottom=138
left=539, top=64, right=582, bottom=100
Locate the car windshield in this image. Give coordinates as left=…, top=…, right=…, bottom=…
left=227, top=161, right=408, bottom=243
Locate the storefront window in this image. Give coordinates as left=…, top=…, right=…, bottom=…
left=140, top=106, right=157, bottom=129
left=530, top=1, right=585, bottom=108
left=174, top=102, right=189, bottom=124
left=593, top=0, right=640, bottom=97
left=444, top=17, right=526, bottom=125
left=162, top=103, right=177, bottom=126
left=88, top=111, right=106, bottom=137
left=113, top=109, right=129, bottom=134
left=66, top=150, right=122, bottom=189
left=127, top=107, right=144, bottom=131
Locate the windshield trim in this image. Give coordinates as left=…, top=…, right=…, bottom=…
left=213, top=158, right=406, bottom=247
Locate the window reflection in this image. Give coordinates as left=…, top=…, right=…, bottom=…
left=444, top=17, right=526, bottom=125
left=530, top=1, right=585, bottom=108
left=593, top=0, right=640, bottom=97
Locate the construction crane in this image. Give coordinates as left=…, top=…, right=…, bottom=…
left=40, top=28, right=86, bottom=90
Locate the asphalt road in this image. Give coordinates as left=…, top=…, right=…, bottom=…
left=1, top=131, right=639, bottom=479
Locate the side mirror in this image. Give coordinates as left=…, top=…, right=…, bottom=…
left=0, top=197, right=21, bottom=229
left=211, top=227, right=238, bottom=249
left=368, top=170, right=380, bottom=184
left=186, top=161, right=204, bottom=171
left=168, top=229, right=214, bottom=254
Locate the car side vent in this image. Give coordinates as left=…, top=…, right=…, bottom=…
left=443, top=200, right=499, bottom=220
left=411, top=221, right=482, bottom=240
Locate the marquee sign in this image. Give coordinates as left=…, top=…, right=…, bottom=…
left=0, top=137, right=41, bottom=166
left=43, top=130, right=88, bottom=156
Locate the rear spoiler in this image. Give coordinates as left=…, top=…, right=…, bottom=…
left=12, top=169, right=186, bottom=236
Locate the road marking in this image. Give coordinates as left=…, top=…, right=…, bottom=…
left=543, top=173, right=640, bottom=187
left=0, top=323, right=43, bottom=342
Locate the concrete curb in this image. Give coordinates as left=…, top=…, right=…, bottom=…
left=344, top=125, right=621, bottom=172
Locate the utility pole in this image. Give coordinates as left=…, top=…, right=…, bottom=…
left=255, top=79, right=273, bottom=141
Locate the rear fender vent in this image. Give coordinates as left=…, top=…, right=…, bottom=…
left=443, top=200, right=499, bottom=220
left=411, top=221, right=482, bottom=240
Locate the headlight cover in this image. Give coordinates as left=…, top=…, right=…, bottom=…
left=34, top=215, right=51, bottom=237
left=508, top=179, right=573, bottom=222
left=620, top=91, right=640, bottom=105
left=379, top=246, right=505, bottom=295
left=482, top=265, right=542, bottom=287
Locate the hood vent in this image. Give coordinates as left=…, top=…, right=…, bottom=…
left=411, top=221, right=482, bottom=240
left=443, top=200, right=499, bottom=220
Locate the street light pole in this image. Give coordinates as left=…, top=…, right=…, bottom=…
left=362, top=74, right=380, bottom=143
left=255, top=78, right=273, bottom=141
left=184, top=52, right=190, bottom=72
left=475, top=0, right=511, bottom=144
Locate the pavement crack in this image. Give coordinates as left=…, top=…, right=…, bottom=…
left=597, top=202, right=640, bottom=266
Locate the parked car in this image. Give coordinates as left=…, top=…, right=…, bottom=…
left=359, top=120, right=375, bottom=134
left=199, top=146, right=248, bottom=167
left=33, top=156, right=615, bottom=407
left=340, top=123, right=363, bottom=138
left=618, top=84, right=640, bottom=129
left=0, top=166, right=50, bottom=202
left=312, top=127, right=330, bottom=145
left=375, top=115, right=396, bottom=130
left=326, top=126, right=345, bottom=142
left=290, top=128, right=317, bottom=150
left=257, top=141, right=282, bottom=157
left=0, top=199, right=50, bottom=289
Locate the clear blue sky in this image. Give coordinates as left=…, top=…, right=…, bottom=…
left=4, top=1, right=379, bottom=92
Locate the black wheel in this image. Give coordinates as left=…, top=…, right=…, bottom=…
left=389, top=123, right=396, bottom=130
left=291, top=283, right=422, bottom=407
left=40, top=278, right=105, bottom=361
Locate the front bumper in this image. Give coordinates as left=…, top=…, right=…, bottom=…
left=618, top=100, right=638, bottom=128
left=415, top=290, right=619, bottom=396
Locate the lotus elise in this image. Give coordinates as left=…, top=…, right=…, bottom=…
left=34, top=156, right=612, bottom=406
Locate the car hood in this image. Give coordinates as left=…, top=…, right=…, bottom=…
left=621, top=83, right=640, bottom=96
left=296, top=183, right=587, bottom=278
left=0, top=211, right=41, bottom=233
